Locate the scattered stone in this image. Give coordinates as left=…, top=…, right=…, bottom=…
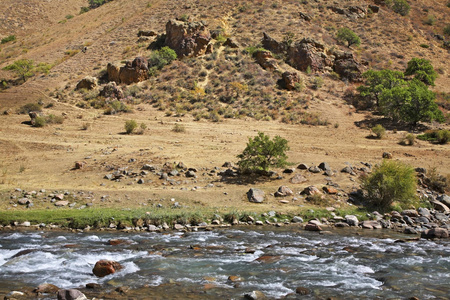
left=322, top=186, right=338, bottom=194
left=297, top=163, right=309, bottom=170
left=255, top=220, right=264, bottom=226
left=186, top=170, right=197, bottom=178
left=301, top=186, right=322, bottom=196
left=283, top=168, right=295, bottom=174
left=318, top=162, right=331, bottom=171
left=430, top=200, right=450, bottom=213
left=341, top=166, right=354, bottom=174
left=247, top=188, right=265, bottom=203
left=305, top=223, right=322, bottom=231
left=54, top=201, right=69, bottom=207
left=292, top=216, right=304, bottom=223
left=345, top=215, right=359, bottom=226
left=382, top=152, right=393, bottom=159
left=223, top=37, right=239, bottom=48
left=437, top=195, right=450, bottom=207
left=404, top=227, right=418, bottom=234
left=18, top=198, right=31, bottom=205
left=92, top=260, right=123, bottom=277
left=137, top=30, right=157, bottom=37
left=290, top=174, right=307, bottom=184
left=108, top=239, right=131, bottom=246
left=53, top=194, right=64, bottom=200
left=227, top=275, right=242, bottom=282
left=308, top=166, right=321, bottom=173
left=74, top=161, right=86, bottom=169
left=174, top=224, right=184, bottom=230
left=99, top=81, right=124, bottom=99
left=401, top=209, right=419, bottom=218
left=361, top=220, right=382, bottom=229
left=274, top=186, right=293, bottom=197
left=57, top=289, right=88, bottom=300
left=137, top=178, right=145, bottom=184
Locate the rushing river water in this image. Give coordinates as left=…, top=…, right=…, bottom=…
left=0, top=227, right=449, bottom=299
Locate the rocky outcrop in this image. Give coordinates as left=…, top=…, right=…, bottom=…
left=287, top=38, right=332, bottom=72
left=332, top=50, right=363, bottom=82
left=107, top=57, right=149, bottom=85
left=261, top=32, right=286, bottom=54
left=327, top=5, right=367, bottom=19
left=223, top=37, right=239, bottom=48
left=281, top=71, right=301, bottom=90
left=254, top=50, right=278, bottom=71
left=99, top=82, right=124, bottom=99
left=76, top=76, right=97, bottom=90
left=164, top=19, right=212, bottom=58
left=92, top=260, right=123, bottom=277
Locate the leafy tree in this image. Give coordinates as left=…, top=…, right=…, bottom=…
left=336, top=27, right=361, bottom=48
left=405, top=58, right=438, bottom=86
left=148, top=46, right=177, bottom=70
left=361, top=160, right=417, bottom=211
left=3, top=59, right=35, bottom=82
left=237, top=132, right=289, bottom=173
left=357, top=69, right=405, bottom=107
left=399, top=79, right=444, bottom=126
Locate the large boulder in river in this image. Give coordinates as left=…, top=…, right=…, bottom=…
left=247, top=188, right=265, bottom=203
left=34, top=283, right=59, bottom=294
left=164, top=19, right=211, bottom=58
left=57, top=289, right=88, bottom=300
left=92, top=260, right=123, bottom=277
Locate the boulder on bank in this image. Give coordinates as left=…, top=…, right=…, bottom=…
left=34, top=283, right=59, bottom=294
left=92, top=259, right=123, bottom=277
left=76, top=76, right=97, bottom=90
left=57, top=289, right=88, bottom=300
left=247, top=188, right=265, bottom=203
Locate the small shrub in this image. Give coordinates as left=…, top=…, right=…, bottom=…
left=423, top=15, right=436, bottom=25
left=80, top=6, right=90, bottom=14
left=148, top=46, right=177, bottom=71
left=444, top=24, right=450, bottom=36
left=65, top=14, right=74, bottom=20
left=419, top=44, right=429, bottom=48
left=17, top=103, right=42, bottom=114
left=389, top=0, right=411, bottom=16
left=46, top=114, right=64, bottom=124
left=33, top=116, right=46, bottom=127
left=244, top=46, right=269, bottom=57
left=436, top=129, right=450, bottom=144
left=172, top=123, right=186, bottom=133
left=371, top=124, right=386, bottom=139
left=400, top=133, right=415, bottom=145
left=124, top=120, right=138, bottom=134
left=81, top=123, right=91, bottom=130
left=424, top=167, right=449, bottom=193
left=311, top=76, right=323, bottom=90
left=136, top=123, right=147, bottom=135
left=361, top=160, right=417, bottom=211
left=1, top=35, right=16, bottom=44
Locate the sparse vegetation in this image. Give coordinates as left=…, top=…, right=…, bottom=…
left=361, top=160, right=417, bottom=211
left=3, top=59, right=35, bottom=82
left=172, top=123, right=186, bottom=133
left=400, top=133, right=415, bottom=145
left=371, top=124, right=386, bottom=139
left=124, top=119, right=138, bottom=134
left=1, top=35, right=16, bottom=44
left=387, top=0, right=411, bottom=16
left=237, top=131, right=289, bottom=173
left=17, top=103, right=42, bottom=114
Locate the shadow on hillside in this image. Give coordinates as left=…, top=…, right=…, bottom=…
left=354, top=117, right=429, bottom=133
left=213, top=173, right=280, bottom=186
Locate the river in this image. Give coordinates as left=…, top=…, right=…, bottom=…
left=0, top=227, right=449, bottom=299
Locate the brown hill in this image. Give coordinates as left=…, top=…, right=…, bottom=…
left=0, top=0, right=448, bottom=213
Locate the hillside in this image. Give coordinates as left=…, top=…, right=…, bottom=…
left=0, top=0, right=449, bottom=215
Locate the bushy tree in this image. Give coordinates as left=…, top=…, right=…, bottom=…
left=358, top=69, right=405, bottom=107
left=336, top=27, right=361, bottom=48
left=237, top=132, right=289, bottom=173
left=361, top=160, right=417, bottom=211
left=405, top=58, right=438, bottom=86
left=3, top=59, right=34, bottom=82
left=388, top=0, right=411, bottom=16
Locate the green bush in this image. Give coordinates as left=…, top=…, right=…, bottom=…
left=33, top=116, right=46, bottom=128
left=311, top=76, right=323, bottom=90
left=237, top=131, right=289, bottom=173
left=371, top=124, right=386, bottom=139
left=400, top=133, right=415, bottom=145
left=336, top=27, right=361, bottom=47
left=388, top=0, right=411, bottom=16
left=1, top=35, right=16, bottom=44
left=172, top=123, right=186, bottom=133
left=148, top=46, right=177, bottom=71
left=80, top=7, right=90, bottom=14
left=3, top=59, right=34, bottom=82
left=404, top=58, right=437, bottom=86
left=443, top=24, right=450, bottom=36
left=437, top=129, right=450, bottom=144
left=361, top=160, right=417, bottom=211
left=423, top=15, right=436, bottom=25
left=124, top=120, right=138, bottom=134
